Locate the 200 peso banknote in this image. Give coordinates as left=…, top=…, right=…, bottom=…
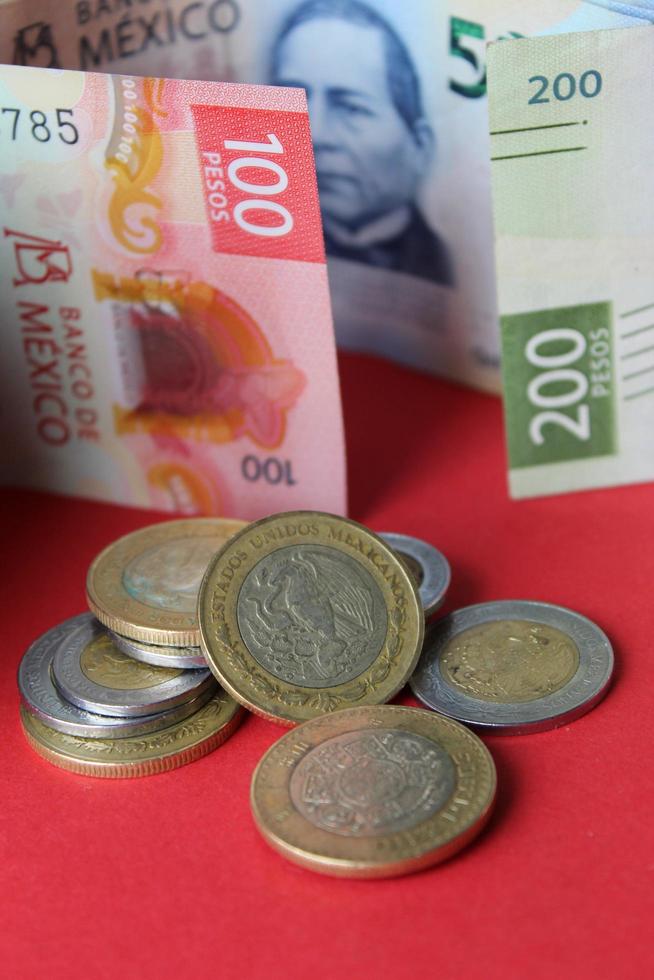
left=1, top=2, right=653, bottom=392
left=0, top=64, right=346, bottom=516
left=489, top=23, right=654, bottom=497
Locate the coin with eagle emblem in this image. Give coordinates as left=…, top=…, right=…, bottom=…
left=198, top=512, right=424, bottom=725
left=18, top=614, right=215, bottom=738
left=51, top=614, right=215, bottom=718
left=410, top=600, right=614, bottom=733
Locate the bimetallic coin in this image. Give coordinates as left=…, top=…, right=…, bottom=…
left=380, top=532, right=451, bottom=617
left=199, top=511, right=424, bottom=726
left=20, top=689, right=244, bottom=778
left=251, top=705, right=496, bottom=878
left=109, top=630, right=207, bottom=669
left=18, top=615, right=213, bottom=738
left=51, top=615, right=215, bottom=718
left=86, top=517, right=247, bottom=645
left=410, top=600, right=614, bottom=734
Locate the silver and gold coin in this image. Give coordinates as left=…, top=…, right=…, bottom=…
left=380, top=532, right=451, bottom=617
left=86, top=518, right=247, bottom=645
left=51, top=614, right=215, bottom=718
left=18, top=615, right=212, bottom=738
left=410, top=600, right=614, bottom=734
left=251, top=704, right=496, bottom=878
left=20, top=688, right=244, bottom=778
left=198, top=512, right=424, bottom=726
left=109, top=630, right=206, bottom=669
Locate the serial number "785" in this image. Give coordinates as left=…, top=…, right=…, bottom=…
left=1, top=107, right=79, bottom=144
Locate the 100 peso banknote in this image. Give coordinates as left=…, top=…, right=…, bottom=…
left=489, top=23, right=654, bottom=497
left=1, top=1, right=653, bottom=392
left=0, top=64, right=346, bottom=516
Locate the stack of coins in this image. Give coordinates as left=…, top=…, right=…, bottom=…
left=18, top=612, right=243, bottom=778
left=17, top=509, right=614, bottom=878
left=18, top=517, right=251, bottom=777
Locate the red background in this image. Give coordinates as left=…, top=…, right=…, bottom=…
left=2, top=353, right=652, bottom=980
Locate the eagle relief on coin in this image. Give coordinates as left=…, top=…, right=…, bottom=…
left=50, top=617, right=214, bottom=719
left=410, top=600, right=614, bottom=733
left=198, top=512, right=424, bottom=725
left=17, top=614, right=212, bottom=740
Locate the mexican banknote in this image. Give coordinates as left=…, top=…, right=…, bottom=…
left=3, top=0, right=652, bottom=391
left=0, top=64, right=346, bottom=516
left=489, top=24, right=654, bottom=497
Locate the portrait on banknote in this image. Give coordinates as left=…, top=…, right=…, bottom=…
left=245, top=0, right=469, bottom=384
left=270, top=0, right=454, bottom=288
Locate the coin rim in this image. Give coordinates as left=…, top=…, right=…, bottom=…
left=20, top=690, right=244, bottom=778
left=18, top=613, right=215, bottom=738
left=109, top=630, right=207, bottom=669
left=250, top=704, right=496, bottom=878
left=198, top=511, right=425, bottom=726
left=410, top=600, right=614, bottom=733
left=379, top=532, right=451, bottom=617
left=50, top=618, right=214, bottom=718
left=86, top=518, right=247, bottom=645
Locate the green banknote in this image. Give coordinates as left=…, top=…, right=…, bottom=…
left=489, top=24, right=654, bottom=497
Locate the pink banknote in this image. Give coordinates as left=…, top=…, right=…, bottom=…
left=0, top=65, right=345, bottom=517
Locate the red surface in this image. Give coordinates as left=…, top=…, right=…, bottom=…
left=1, top=352, right=652, bottom=980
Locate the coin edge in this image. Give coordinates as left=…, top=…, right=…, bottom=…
left=20, top=701, right=244, bottom=778
left=199, top=512, right=425, bottom=725
left=249, top=705, right=497, bottom=876
left=86, top=518, right=247, bottom=646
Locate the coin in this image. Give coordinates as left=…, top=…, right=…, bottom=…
left=410, top=600, right=614, bottom=734
left=251, top=704, right=496, bottom=878
left=109, top=630, right=206, bottom=669
left=20, top=689, right=244, bottom=778
left=86, top=517, right=247, bottom=645
left=198, top=511, right=424, bottom=726
left=18, top=614, right=214, bottom=738
left=51, top=614, right=215, bottom=718
left=379, top=532, right=451, bottom=617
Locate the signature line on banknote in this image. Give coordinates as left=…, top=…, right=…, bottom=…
left=619, top=300, right=654, bottom=399
left=623, top=385, right=654, bottom=402
left=490, top=121, right=586, bottom=136
left=491, top=146, right=586, bottom=162
left=620, top=301, right=654, bottom=319
left=620, top=344, right=654, bottom=361
left=622, top=365, right=654, bottom=380
left=621, top=321, right=654, bottom=339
